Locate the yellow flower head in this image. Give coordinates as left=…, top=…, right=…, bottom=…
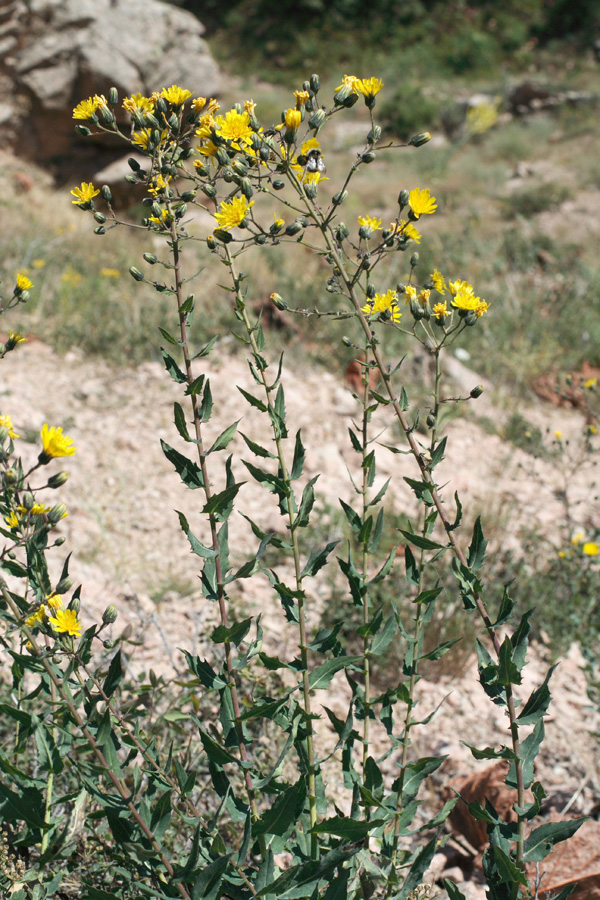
left=48, top=607, right=81, bottom=637
left=215, top=109, right=253, bottom=145
left=419, top=289, right=431, bottom=305
left=335, top=75, right=359, bottom=94
left=571, top=531, right=584, bottom=545
left=452, top=290, right=480, bottom=312
left=358, top=215, right=382, bottom=238
left=15, top=274, right=32, bottom=291
left=272, top=213, right=285, bottom=231
left=404, top=285, right=417, bottom=303
left=399, top=220, right=421, bottom=244
left=100, top=268, right=121, bottom=278
left=554, top=430, right=563, bottom=440
left=40, top=424, right=76, bottom=459
left=431, top=270, right=447, bottom=295
left=161, top=85, right=192, bottom=106
left=46, top=593, right=63, bottom=612
left=25, top=605, right=45, bottom=629
left=132, top=129, right=152, bottom=150
left=355, top=77, right=383, bottom=99
left=432, top=302, right=451, bottom=320
left=214, top=196, right=254, bottom=231
left=122, top=93, right=155, bottom=115
left=18, top=502, right=51, bottom=516
left=583, top=542, right=599, bottom=556
left=0, top=414, right=19, bottom=439
left=408, top=188, right=437, bottom=218
left=475, top=299, right=489, bottom=317
left=448, top=279, right=474, bottom=297
left=7, top=330, right=26, bottom=347
left=362, top=290, right=401, bottom=323
left=587, top=424, right=599, bottom=436
left=294, top=90, right=310, bottom=108
left=191, top=96, right=207, bottom=113
left=5, top=511, right=20, bottom=529
left=284, top=108, right=302, bottom=130
left=73, top=96, right=101, bottom=120
left=71, top=182, right=100, bottom=205
left=244, top=99, right=257, bottom=115
left=584, top=378, right=598, bottom=389
left=93, top=94, right=109, bottom=112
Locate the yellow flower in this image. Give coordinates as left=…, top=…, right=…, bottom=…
left=73, top=96, right=101, bottom=120
left=475, top=299, right=489, bottom=317
left=46, top=593, right=63, bottom=612
left=132, top=129, right=152, bottom=150
left=18, top=503, right=51, bottom=516
left=431, top=270, right=447, bottom=295
left=452, top=290, right=480, bottom=311
left=583, top=542, right=599, bottom=556
left=191, top=96, right=207, bottom=113
left=285, top=108, right=302, bottom=130
left=419, top=289, right=430, bottom=305
left=214, top=196, right=254, bottom=231
left=404, top=285, right=417, bottom=303
left=32, top=259, right=46, bottom=269
left=408, top=188, right=437, bottom=218
left=584, top=378, right=597, bottom=389
left=40, top=424, right=76, bottom=459
left=244, top=99, right=256, bottom=115
left=16, top=274, right=32, bottom=291
left=215, top=109, right=253, bottom=145
left=432, top=302, right=451, bottom=320
left=294, top=90, right=310, bottom=107
left=70, top=182, right=100, bottom=205
left=571, top=532, right=584, bottom=545
left=335, top=75, right=359, bottom=94
left=123, top=92, right=155, bottom=114
left=558, top=551, right=566, bottom=558
left=0, top=414, right=19, bottom=439
left=362, top=289, right=402, bottom=323
left=587, top=424, right=599, bottom=435
left=100, top=268, right=121, bottom=278
left=5, top=511, right=20, bottom=529
left=205, top=99, right=220, bottom=117
left=399, top=220, right=421, bottom=243
left=161, top=85, right=192, bottom=106
left=25, top=606, right=45, bottom=628
left=554, top=430, right=563, bottom=440
left=93, top=94, right=109, bottom=112
left=448, top=279, right=474, bottom=297
left=358, top=215, right=382, bottom=238
left=272, top=213, right=285, bottom=230
left=48, top=608, right=81, bottom=637
left=355, top=77, right=383, bottom=99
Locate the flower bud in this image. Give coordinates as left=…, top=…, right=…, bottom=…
left=168, top=113, right=179, bottom=130
left=129, top=267, right=144, bottom=282
left=48, top=503, right=67, bottom=523
left=335, top=222, right=349, bottom=243
left=69, top=596, right=80, bottom=613
left=128, top=157, right=141, bottom=171
left=305, top=182, right=318, bottom=199
left=94, top=226, right=106, bottom=235
left=410, top=252, right=419, bottom=268
left=223, top=167, right=235, bottom=183
left=367, top=125, right=381, bottom=144
left=56, top=576, right=74, bottom=594
left=308, top=109, right=326, bottom=130
left=310, top=74, right=321, bottom=93
left=22, top=491, right=34, bottom=510
left=470, top=385, right=484, bottom=398
left=216, top=147, right=230, bottom=167
left=47, top=471, right=69, bottom=489
left=207, top=235, right=217, bottom=250
left=465, top=311, right=478, bottom=326
left=334, top=84, right=352, bottom=106
left=213, top=229, right=233, bottom=244
left=342, top=336, right=354, bottom=347
left=156, top=97, right=168, bottom=115
left=125, top=174, right=138, bottom=185
left=410, top=298, right=424, bottom=319
left=272, top=180, right=285, bottom=190
left=54, top=536, right=66, bottom=546
left=361, top=150, right=376, bottom=163
left=194, top=162, right=209, bottom=177
left=426, top=412, right=436, bottom=428
left=332, top=190, right=347, bottom=206
left=0, top=426, right=9, bottom=444
left=143, top=253, right=158, bottom=265
left=240, top=178, right=253, bottom=198
left=180, top=190, right=196, bottom=202
left=202, top=184, right=217, bottom=199
left=108, top=86, right=119, bottom=105
left=398, top=189, right=409, bottom=209
left=409, top=132, right=431, bottom=147
left=93, top=212, right=106, bottom=224
left=270, top=292, right=288, bottom=310
left=102, top=604, right=118, bottom=625
left=103, top=639, right=115, bottom=649
left=174, top=203, right=187, bottom=219
left=146, top=113, right=160, bottom=130
left=100, top=184, right=112, bottom=203
left=285, top=221, right=304, bottom=236
left=4, top=469, right=17, bottom=485
left=75, top=124, right=91, bottom=137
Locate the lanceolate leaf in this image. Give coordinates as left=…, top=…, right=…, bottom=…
left=290, top=430, right=306, bottom=480
left=253, top=779, right=306, bottom=836
left=400, top=530, right=445, bottom=551
left=201, top=482, right=245, bottom=522
left=467, top=516, right=487, bottom=570
left=208, top=420, right=240, bottom=455
left=312, top=815, right=386, bottom=839
left=300, top=540, right=340, bottom=578
left=517, top=664, right=557, bottom=726
left=308, top=656, right=362, bottom=690
left=177, top=512, right=218, bottom=559
left=161, top=440, right=204, bottom=489
left=160, top=347, right=186, bottom=383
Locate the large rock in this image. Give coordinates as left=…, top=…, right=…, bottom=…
left=0, top=0, right=221, bottom=178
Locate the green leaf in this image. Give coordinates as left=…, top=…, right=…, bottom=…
left=405, top=545, right=419, bottom=586
left=161, top=440, right=204, bottom=489
left=191, top=854, right=231, bottom=900
left=492, top=583, right=515, bottom=628
left=448, top=491, right=463, bottom=531
left=443, top=880, right=467, bottom=900
left=177, top=512, right=218, bottom=559
left=290, top=430, right=306, bottom=480
left=404, top=477, right=434, bottom=505
left=182, top=651, right=227, bottom=689
left=186, top=374, right=206, bottom=396
left=243, top=459, right=287, bottom=496
left=300, top=540, right=340, bottom=578
left=367, top=477, right=391, bottom=509
left=430, top=436, right=447, bottom=469
left=348, top=427, right=362, bottom=453
left=488, top=846, right=528, bottom=886
left=399, top=757, right=447, bottom=803
left=368, top=545, right=397, bottom=585
left=212, top=618, right=252, bottom=646
left=174, top=401, right=192, bottom=442
left=103, top=650, right=123, bottom=699
left=199, top=380, right=213, bottom=422
left=370, top=615, right=397, bottom=657
left=158, top=326, right=180, bottom=346
left=420, top=637, right=460, bottom=661
left=240, top=432, right=276, bottom=459
left=201, top=482, right=245, bottom=522
left=295, top=477, right=318, bottom=529
left=160, top=347, right=186, bottom=384
left=517, top=664, right=557, bottom=726
left=309, top=656, right=362, bottom=690
left=400, top=529, right=445, bottom=551
left=467, top=516, right=487, bottom=570
left=397, top=834, right=439, bottom=900
left=339, top=499, right=362, bottom=535
left=192, top=334, right=219, bottom=359
left=237, top=385, right=267, bottom=411
left=269, top=384, right=288, bottom=439
left=83, top=889, right=123, bottom=900
left=400, top=386, right=409, bottom=409
left=497, top=636, right=521, bottom=686
left=508, top=719, right=544, bottom=790
left=253, top=779, right=306, bottom=836
left=463, top=744, right=517, bottom=762
left=312, top=815, right=386, bottom=839
left=208, top=420, right=240, bottom=455
left=197, top=725, right=238, bottom=766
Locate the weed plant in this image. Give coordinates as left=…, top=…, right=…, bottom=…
left=0, top=73, right=592, bottom=900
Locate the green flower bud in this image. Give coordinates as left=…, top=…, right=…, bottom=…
left=154, top=281, right=167, bottom=292
left=332, top=190, right=348, bottom=206
left=129, top=267, right=144, bottom=282
left=69, top=596, right=81, bottom=613
left=410, top=252, right=419, bottom=268
left=255, top=233, right=267, bottom=244
left=54, top=536, right=66, bottom=546
left=366, top=283, right=376, bottom=299
left=47, top=471, right=69, bottom=488
left=202, top=184, right=217, bottom=199
left=232, top=159, right=248, bottom=177
left=108, top=86, right=119, bottom=105
left=4, top=469, right=17, bottom=485
left=465, top=311, right=478, bottom=326
left=302, top=80, right=311, bottom=93
left=368, top=125, right=381, bottom=144
left=48, top=503, right=67, bottom=523
left=93, top=212, right=106, bottom=224
left=141, top=197, right=153, bottom=207
left=56, top=576, right=74, bottom=594
left=103, top=639, right=115, bottom=649
left=398, top=189, right=409, bottom=209
left=272, top=180, right=285, bottom=190
left=335, top=222, right=350, bottom=243
left=343, top=93, right=359, bottom=108
left=168, top=113, right=179, bottom=130
left=206, top=235, right=217, bottom=250
left=308, top=109, right=326, bottom=130
left=470, top=385, right=484, bottom=398
left=194, top=162, right=209, bottom=177
left=361, top=150, right=376, bottom=163
left=102, top=604, right=118, bottom=625
left=151, top=201, right=162, bottom=218
left=285, top=221, right=304, bottom=236
left=426, top=412, right=436, bottom=427
left=342, top=336, right=354, bottom=347
left=100, top=107, right=115, bottom=126
left=124, top=174, right=138, bottom=184
left=240, top=178, right=253, bottom=198
left=75, top=124, right=91, bottom=137
left=259, top=146, right=271, bottom=162
left=410, top=298, right=424, bottom=319
left=181, top=190, right=196, bottom=202
left=213, top=228, right=233, bottom=244
left=310, top=74, right=321, bottom=93
left=222, top=167, right=235, bottom=183
left=270, top=292, right=288, bottom=310
left=143, top=253, right=158, bottom=265
left=174, top=203, right=187, bottom=219
left=156, top=97, right=168, bottom=115
left=334, top=84, right=352, bottom=106
left=409, top=131, right=431, bottom=147
left=216, top=147, right=230, bottom=167
left=128, top=157, right=141, bottom=171
left=305, top=182, right=318, bottom=199
left=22, top=491, right=34, bottom=510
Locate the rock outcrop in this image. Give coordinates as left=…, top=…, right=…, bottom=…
left=0, top=0, right=220, bottom=179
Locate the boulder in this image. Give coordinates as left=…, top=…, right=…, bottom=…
left=0, top=0, right=220, bottom=178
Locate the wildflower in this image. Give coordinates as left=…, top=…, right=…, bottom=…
left=452, top=291, right=480, bottom=312
left=558, top=551, right=567, bottom=558
left=362, top=290, right=401, bottom=323
left=408, top=188, right=437, bottom=218
left=46, top=593, right=63, bottom=612
left=148, top=208, right=171, bottom=228
left=25, top=606, right=45, bottom=629
left=358, top=215, right=382, bottom=239
left=404, top=285, right=417, bottom=304
left=431, top=270, right=447, bottom=294
left=214, top=196, right=254, bottom=231
left=0, top=415, right=19, bottom=439
left=93, top=94, right=109, bottom=112
left=448, top=279, right=474, bottom=297
left=48, top=607, right=82, bottom=637
left=122, top=92, right=155, bottom=115
left=294, top=90, right=310, bottom=107
left=18, top=502, right=51, bottom=516
left=432, top=302, right=451, bottom=320
left=272, top=213, right=285, bottom=231
left=191, top=96, right=207, bottom=113
left=588, top=424, right=599, bottom=435
left=335, top=75, right=359, bottom=94
left=571, top=532, right=584, bottom=545
left=132, top=129, right=151, bottom=150
left=7, top=330, right=26, bottom=350
left=40, top=424, right=76, bottom=460
left=475, top=299, right=489, bottom=317
left=554, top=430, right=563, bottom=440
left=161, top=85, right=192, bottom=106
left=355, top=77, right=383, bottom=99
left=398, top=220, right=421, bottom=243
left=583, top=542, right=599, bottom=556
left=215, top=109, right=253, bottom=145
left=32, top=259, right=46, bottom=269
left=584, top=378, right=598, bottom=389
left=5, top=511, right=20, bottom=528
left=15, top=274, right=32, bottom=291
left=70, top=182, right=100, bottom=205
left=284, top=108, right=302, bottom=129
left=100, top=268, right=121, bottom=278
left=73, top=96, right=101, bottom=120
left=244, top=99, right=257, bottom=116
left=419, top=289, right=431, bottom=305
